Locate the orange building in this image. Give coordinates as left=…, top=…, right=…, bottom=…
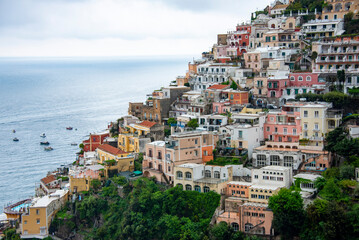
left=223, top=89, right=249, bottom=105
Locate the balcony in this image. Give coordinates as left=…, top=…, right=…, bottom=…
left=310, top=136, right=323, bottom=141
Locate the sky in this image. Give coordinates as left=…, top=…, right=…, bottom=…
left=0, top=0, right=272, bottom=57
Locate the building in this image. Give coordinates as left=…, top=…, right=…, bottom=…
left=118, top=120, right=164, bottom=153
left=142, top=131, right=218, bottom=184
left=216, top=166, right=292, bottom=236
left=69, top=165, right=103, bottom=194
left=82, top=131, right=110, bottom=152
left=284, top=72, right=326, bottom=98
left=348, top=125, right=359, bottom=138
left=293, top=173, right=322, bottom=198
left=321, top=0, right=357, bottom=20
left=252, top=141, right=332, bottom=172
left=174, top=163, right=233, bottom=194
left=198, top=114, right=228, bottom=131
left=96, top=144, right=134, bottom=176
left=37, top=175, right=61, bottom=196
left=301, top=19, right=344, bottom=39
left=21, top=190, right=69, bottom=238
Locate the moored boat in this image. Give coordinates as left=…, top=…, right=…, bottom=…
left=66, top=127, right=73, bottom=130
left=13, top=138, right=19, bottom=142
left=40, top=133, right=46, bottom=138
left=40, top=141, right=50, bottom=145
left=44, top=146, right=53, bottom=151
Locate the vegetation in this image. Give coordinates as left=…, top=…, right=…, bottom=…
left=344, top=12, right=359, bottom=35
left=187, top=119, right=199, bottom=129
left=52, top=178, right=222, bottom=240
left=230, top=81, right=238, bottom=90
left=284, top=0, right=324, bottom=14
left=167, top=118, right=177, bottom=126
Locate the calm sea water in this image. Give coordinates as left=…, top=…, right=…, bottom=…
left=0, top=56, right=192, bottom=211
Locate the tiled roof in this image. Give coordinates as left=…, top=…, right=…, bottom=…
left=207, top=84, right=229, bottom=90
left=97, top=144, right=128, bottom=156
left=272, top=4, right=288, bottom=10
left=41, top=175, right=57, bottom=185
left=139, top=120, right=157, bottom=128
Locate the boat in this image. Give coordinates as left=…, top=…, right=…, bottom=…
left=66, top=127, right=73, bottom=130
left=70, top=143, right=77, bottom=146
left=12, top=130, right=16, bottom=133
left=40, top=133, right=46, bottom=138
left=13, top=138, right=19, bottom=142
left=40, top=141, right=50, bottom=145
left=44, top=147, right=53, bottom=151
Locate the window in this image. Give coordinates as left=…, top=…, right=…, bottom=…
left=195, top=139, right=198, bottom=144
left=266, top=127, right=270, bottom=131
left=315, top=111, right=319, bottom=118
left=204, top=186, right=210, bottom=193
left=306, top=76, right=311, bottom=81
left=257, top=154, right=266, bottom=166
left=185, top=184, right=192, bottom=191
left=195, top=185, right=201, bottom=192
left=205, top=170, right=211, bottom=178
left=270, top=155, right=280, bottom=166
left=315, top=123, right=319, bottom=130
left=176, top=171, right=183, bottom=179
left=36, top=209, right=40, bottom=215
left=238, top=130, right=243, bottom=139
left=294, top=89, right=299, bottom=95
left=24, top=220, right=27, bottom=224
left=214, top=171, right=220, bottom=179
left=254, top=175, right=258, bottom=179
left=304, top=111, right=308, bottom=117
left=284, top=156, right=294, bottom=167
left=287, top=89, right=291, bottom=95
left=37, top=219, right=40, bottom=224
left=231, top=223, right=239, bottom=231
left=185, top=172, right=192, bottom=180
left=298, top=76, right=303, bottom=81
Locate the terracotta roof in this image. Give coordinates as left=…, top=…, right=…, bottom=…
left=97, top=144, right=128, bottom=156
left=41, top=175, right=57, bottom=185
left=138, top=120, right=157, bottom=128
left=272, top=4, right=288, bottom=10
left=207, top=84, right=229, bottom=90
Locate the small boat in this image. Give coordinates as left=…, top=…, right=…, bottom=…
left=40, top=141, right=50, bottom=145
left=12, top=130, right=16, bottom=133
left=66, top=127, right=73, bottom=130
left=40, top=133, right=46, bottom=138
left=44, top=147, right=53, bottom=151
left=70, top=143, right=77, bottom=146
left=13, top=138, right=19, bottom=142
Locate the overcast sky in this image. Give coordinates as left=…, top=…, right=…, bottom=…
left=0, top=0, right=271, bottom=57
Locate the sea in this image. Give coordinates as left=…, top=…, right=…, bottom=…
left=0, top=56, right=193, bottom=211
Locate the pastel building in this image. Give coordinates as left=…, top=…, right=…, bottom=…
left=198, top=114, right=228, bottom=131
left=82, top=131, right=110, bottom=152
left=142, top=131, right=218, bottom=185
left=69, top=165, right=103, bottom=194
left=301, top=19, right=344, bottom=39
left=216, top=166, right=292, bottom=236
left=283, top=72, right=326, bottom=99
left=21, top=190, right=69, bottom=238
left=174, top=163, right=233, bottom=194
left=264, top=106, right=301, bottom=143
left=321, top=0, right=357, bottom=20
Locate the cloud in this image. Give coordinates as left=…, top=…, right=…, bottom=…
left=0, top=0, right=271, bottom=57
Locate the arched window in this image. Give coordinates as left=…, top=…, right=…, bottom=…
left=284, top=156, right=294, bottom=167
left=176, top=183, right=183, bottom=189
left=185, top=172, right=192, bottom=180
left=176, top=171, right=183, bottom=179
left=231, top=222, right=239, bottom=231
left=204, top=186, right=210, bottom=193
left=289, top=22, right=293, bottom=28
left=270, top=155, right=280, bottom=166
left=195, top=185, right=201, bottom=192
left=185, top=184, right=192, bottom=191
left=298, top=76, right=303, bottom=81
left=214, top=171, right=220, bottom=179
left=306, top=76, right=311, bottom=81
left=205, top=170, right=211, bottom=178
left=290, top=76, right=295, bottom=81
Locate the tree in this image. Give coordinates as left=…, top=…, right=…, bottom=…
left=187, top=119, right=199, bottom=129
left=91, top=179, right=102, bottom=192
left=319, top=178, right=342, bottom=201
left=230, top=81, right=238, bottom=90
left=339, top=164, right=355, bottom=180
left=268, top=188, right=304, bottom=239
left=167, top=118, right=177, bottom=126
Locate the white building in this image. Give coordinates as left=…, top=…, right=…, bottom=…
left=252, top=166, right=293, bottom=189
left=198, top=114, right=228, bottom=131
left=301, top=19, right=345, bottom=39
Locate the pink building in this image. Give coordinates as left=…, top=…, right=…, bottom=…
left=213, top=101, right=231, bottom=114
left=267, top=78, right=288, bottom=98
left=264, top=105, right=301, bottom=142
left=284, top=72, right=326, bottom=97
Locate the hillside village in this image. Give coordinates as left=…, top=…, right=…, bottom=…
left=2, top=0, right=359, bottom=239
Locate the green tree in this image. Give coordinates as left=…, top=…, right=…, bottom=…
left=91, top=179, right=102, bottom=192
left=340, top=164, right=355, bottom=180
left=187, top=119, right=199, bottom=129
left=268, top=188, right=304, bottom=239
left=230, top=81, right=238, bottom=90
left=167, top=118, right=177, bottom=126
left=320, top=178, right=342, bottom=201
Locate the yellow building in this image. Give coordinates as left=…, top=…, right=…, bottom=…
left=21, top=190, right=68, bottom=238
left=96, top=144, right=130, bottom=163
left=248, top=185, right=280, bottom=204
left=300, top=102, right=342, bottom=146
left=118, top=120, right=163, bottom=153
left=69, top=165, right=103, bottom=194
